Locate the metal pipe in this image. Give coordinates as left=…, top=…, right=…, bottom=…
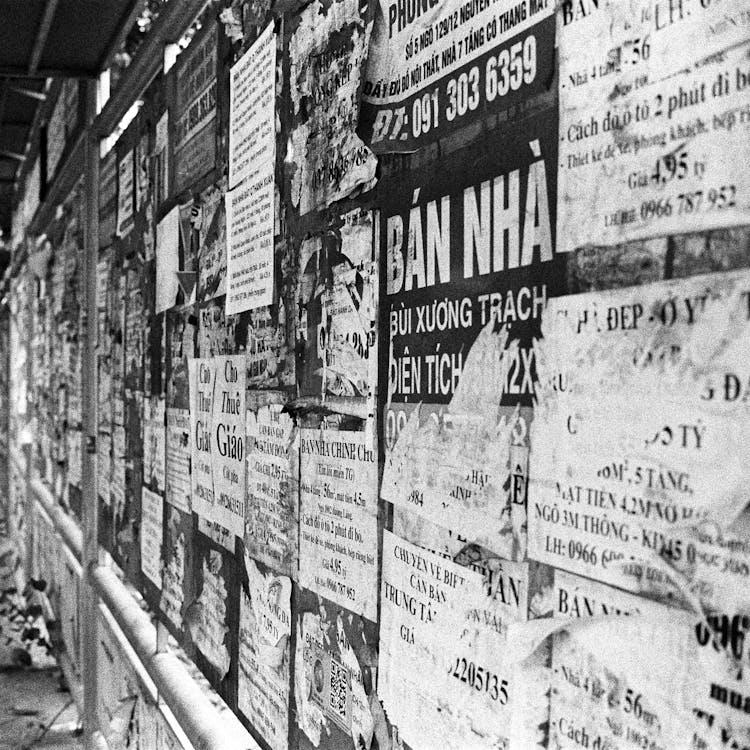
left=91, top=566, right=259, bottom=750
left=80, top=81, right=101, bottom=750
left=31, top=480, right=257, bottom=750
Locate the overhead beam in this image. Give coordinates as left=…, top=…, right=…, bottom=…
left=28, top=0, right=60, bottom=75
left=0, top=149, right=26, bottom=162
left=0, top=66, right=95, bottom=79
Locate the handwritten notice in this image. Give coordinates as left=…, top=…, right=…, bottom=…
left=299, top=429, right=378, bottom=620
left=229, top=23, right=276, bottom=189
left=529, top=269, right=750, bottom=613
left=238, top=555, right=291, bottom=750
left=189, top=356, right=246, bottom=536
left=166, top=408, right=191, bottom=513
left=140, top=488, right=163, bottom=588
left=245, top=394, right=298, bottom=576
left=558, top=1, right=750, bottom=252
left=225, top=166, right=274, bottom=314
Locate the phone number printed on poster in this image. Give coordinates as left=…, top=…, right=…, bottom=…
left=361, top=0, right=554, bottom=152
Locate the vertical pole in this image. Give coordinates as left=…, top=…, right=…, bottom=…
left=80, top=79, right=101, bottom=749
left=23, top=269, right=35, bottom=580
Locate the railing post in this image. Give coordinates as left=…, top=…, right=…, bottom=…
left=80, top=79, right=101, bottom=750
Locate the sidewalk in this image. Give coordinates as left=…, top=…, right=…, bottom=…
left=0, top=537, right=82, bottom=749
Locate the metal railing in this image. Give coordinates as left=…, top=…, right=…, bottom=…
left=30, top=479, right=259, bottom=750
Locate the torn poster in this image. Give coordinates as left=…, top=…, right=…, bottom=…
left=194, top=550, right=231, bottom=678
left=140, top=487, right=163, bottom=588
left=299, top=428, right=379, bottom=621
left=143, top=396, right=166, bottom=493
left=289, top=0, right=377, bottom=213
left=558, top=4, right=750, bottom=253
left=166, top=407, right=191, bottom=513
left=196, top=183, right=227, bottom=303
left=245, top=393, right=298, bottom=577
left=225, top=163, right=274, bottom=314
left=238, top=555, right=291, bottom=750
left=188, top=356, right=246, bottom=536
left=378, top=530, right=545, bottom=749
left=173, top=20, right=217, bottom=194
left=154, top=111, right=169, bottom=206
left=66, top=429, right=82, bottom=489
left=160, top=505, right=188, bottom=633
left=297, top=208, right=378, bottom=399
left=99, top=149, right=118, bottom=247
left=360, top=0, right=554, bottom=152
left=294, top=605, right=375, bottom=748
left=228, top=22, right=276, bottom=190
left=381, top=110, right=565, bottom=560
left=529, top=269, right=750, bottom=613
left=156, top=206, right=180, bottom=313
left=116, top=149, right=134, bottom=237
left=549, top=611, right=750, bottom=750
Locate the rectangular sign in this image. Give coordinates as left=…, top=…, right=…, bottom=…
left=299, top=429, right=379, bottom=620
left=189, top=356, right=246, bottom=536
left=558, top=1, right=750, bottom=252
left=141, top=487, right=164, bottom=587
left=225, top=164, right=274, bottom=314
left=245, top=394, right=298, bottom=576
left=378, top=530, right=541, bottom=749
left=382, top=110, right=564, bottom=559
left=238, top=555, right=291, bottom=750
left=229, top=23, right=276, bottom=190
left=529, top=269, right=750, bottom=613
left=174, top=22, right=217, bottom=193
left=361, top=0, right=554, bottom=152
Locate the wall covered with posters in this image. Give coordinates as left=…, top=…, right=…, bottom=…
left=9, top=1, right=750, bottom=749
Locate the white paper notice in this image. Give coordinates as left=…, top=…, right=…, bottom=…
left=238, top=555, right=291, bottom=750
left=245, top=398, right=298, bottom=576
left=299, top=429, right=378, bottom=620
left=558, top=2, right=750, bottom=252
left=166, top=408, right=191, bottom=513
left=156, top=206, right=180, bottom=313
left=140, top=488, right=163, bottom=588
left=229, top=23, right=276, bottom=190
left=529, top=269, right=750, bottom=612
left=225, top=166, right=274, bottom=315
left=378, top=530, right=540, bottom=750
left=189, top=356, right=246, bottom=536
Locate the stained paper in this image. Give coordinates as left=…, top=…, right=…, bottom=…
left=195, top=550, right=231, bottom=678
left=558, top=2, right=750, bottom=252
left=289, top=0, right=377, bottom=213
left=529, top=269, right=750, bottom=612
left=238, top=555, right=291, bottom=750
left=245, top=394, right=298, bottom=576
left=378, top=530, right=544, bottom=749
